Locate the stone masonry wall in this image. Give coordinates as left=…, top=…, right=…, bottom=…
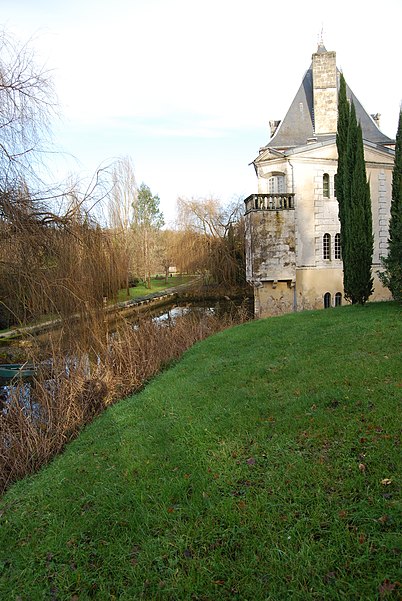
left=245, top=209, right=296, bottom=283
left=312, top=50, right=337, bottom=135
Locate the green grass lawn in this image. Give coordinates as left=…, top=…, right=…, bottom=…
left=117, top=275, right=195, bottom=302
left=0, top=302, right=401, bottom=600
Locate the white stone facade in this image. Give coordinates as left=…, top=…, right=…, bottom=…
left=245, top=46, right=395, bottom=318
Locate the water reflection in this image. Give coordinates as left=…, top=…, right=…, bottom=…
left=152, top=304, right=215, bottom=324
left=0, top=297, right=253, bottom=413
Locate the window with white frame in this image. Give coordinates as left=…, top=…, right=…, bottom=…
left=334, top=233, right=341, bottom=260
left=268, top=174, right=285, bottom=194
left=323, top=233, right=331, bottom=260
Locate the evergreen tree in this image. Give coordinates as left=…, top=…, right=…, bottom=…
left=336, top=73, right=350, bottom=260
left=132, top=183, right=164, bottom=288
left=134, top=183, right=164, bottom=229
left=380, top=109, right=402, bottom=301
left=344, top=118, right=374, bottom=303
left=336, top=77, right=373, bottom=304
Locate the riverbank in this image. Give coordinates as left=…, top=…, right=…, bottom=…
left=0, top=302, right=249, bottom=492
left=0, top=276, right=200, bottom=345
left=0, top=302, right=400, bottom=599
left=0, top=277, right=251, bottom=348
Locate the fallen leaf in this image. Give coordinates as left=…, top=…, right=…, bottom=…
left=378, top=579, right=400, bottom=597
left=381, top=478, right=392, bottom=486
left=246, top=457, right=256, bottom=465
left=358, top=533, right=366, bottom=544
left=358, top=463, right=366, bottom=472
left=213, top=579, right=225, bottom=585
left=167, top=506, right=175, bottom=513
left=130, top=545, right=141, bottom=566
left=378, top=515, right=389, bottom=525
left=338, top=510, right=347, bottom=519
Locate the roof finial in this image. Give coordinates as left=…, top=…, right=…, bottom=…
left=317, top=25, right=326, bottom=53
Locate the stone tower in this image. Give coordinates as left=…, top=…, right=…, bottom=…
left=245, top=193, right=296, bottom=317
left=312, top=44, right=338, bottom=135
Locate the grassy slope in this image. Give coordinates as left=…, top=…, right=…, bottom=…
left=117, top=275, right=194, bottom=302
left=0, top=303, right=400, bottom=600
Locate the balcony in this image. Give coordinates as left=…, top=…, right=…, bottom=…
left=244, top=193, right=295, bottom=214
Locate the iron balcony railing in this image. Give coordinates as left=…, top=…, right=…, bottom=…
left=244, top=193, right=295, bottom=213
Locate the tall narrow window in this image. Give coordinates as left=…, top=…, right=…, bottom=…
left=334, top=233, right=341, bottom=259
left=323, top=173, right=330, bottom=198
left=334, top=173, right=337, bottom=198
left=323, top=233, right=331, bottom=260
left=335, top=292, right=342, bottom=306
left=324, top=292, right=331, bottom=309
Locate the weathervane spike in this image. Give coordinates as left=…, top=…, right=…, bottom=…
left=316, top=24, right=325, bottom=52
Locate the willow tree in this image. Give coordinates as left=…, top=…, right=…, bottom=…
left=108, top=157, right=137, bottom=297
left=175, top=196, right=246, bottom=287
left=0, top=29, right=57, bottom=197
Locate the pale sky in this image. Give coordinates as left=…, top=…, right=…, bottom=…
left=2, top=0, right=401, bottom=225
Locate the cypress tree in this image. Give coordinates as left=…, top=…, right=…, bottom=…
left=345, top=118, right=374, bottom=303
left=336, top=73, right=350, bottom=260
left=380, top=109, right=402, bottom=301
left=337, top=77, right=373, bottom=304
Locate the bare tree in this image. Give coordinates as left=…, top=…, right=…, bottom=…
left=175, top=196, right=246, bottom=287
left=109, top=156, right=136, bottom=231
left=107, top=157, right=138, bottom=296
left=0, top=29, right=57, bottom=191
left=158, top=229, right=178, bottom=282
left=176, top=196, right=243, bottom=238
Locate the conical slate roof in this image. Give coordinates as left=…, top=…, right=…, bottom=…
left=266, top=64, right=393, bottom=150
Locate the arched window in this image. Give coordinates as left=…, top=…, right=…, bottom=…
left=335, top=292, right=342, bottom=306
left=323, top=233, right=331, bottom=260
left=323, top=173, right=330, bottom=198
left=324, top=292, right=331, bottom=309
left=334, top=233, right=341, bottom=260
left=268, top=174, right=285, bottom=194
